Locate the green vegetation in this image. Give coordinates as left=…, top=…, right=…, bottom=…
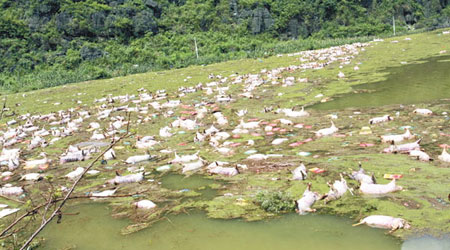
left=1, top=0, right=450, bottom=92
left=256, top=191, right=295, bottom=213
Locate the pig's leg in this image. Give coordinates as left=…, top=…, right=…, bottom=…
left=352, top=221, right=364, bottom=227
left=306, top=208, right=316, bottom=213
left=388, top=226, right=399, bottom=234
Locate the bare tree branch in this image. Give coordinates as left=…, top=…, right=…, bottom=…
left=0, top=187, right=148, bottom=238
left=19, top=132, right=131, bottom=250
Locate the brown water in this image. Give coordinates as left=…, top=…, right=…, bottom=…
left=313, top=56, right=450, bottom=110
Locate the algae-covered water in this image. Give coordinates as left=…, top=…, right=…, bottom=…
left=40, top=203, right=402, bottom=250
left=160, top=174, right=216, bottom=190
left=313, top=56, right=450, bottom=110
left=160, top=174, right=220, bottom=200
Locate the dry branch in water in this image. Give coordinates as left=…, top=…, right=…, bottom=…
left=13, top=119, right=134, bottom=249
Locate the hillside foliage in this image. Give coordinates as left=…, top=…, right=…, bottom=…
left=1, top=0, right=449, bottom=92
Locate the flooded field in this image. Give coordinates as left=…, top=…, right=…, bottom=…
left=313, top=56, right=450, bottom=110
left=1, top=31, right=450, bottom=250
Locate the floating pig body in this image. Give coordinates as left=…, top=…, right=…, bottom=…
left=182, top=159, right=205, bottom=173
left=369, top=115, right=392, bottom=124
left=413, top=108, right=432, bottom=116
left=208, top=166, right=239, bottom=177
left=353, top=215, right=410, bottom=232
left=324, top=174, right=349, bottom=203
left=349, top=165, right=375, bottom=184
left=238, top=119, right=260, bottom=129
left=381, top=128, right=414, bottom=143
left=438, top=147, right=450, bottom=163
left=103, top=149, right=116, bottom=161
left=107, top=172, right=144, bottom=185
left=136, top=138, right=159, bottom=149
left=170, top=151, right=199, bottom=164
left=383, top=139, right=421, bottom=154
left=282, top=107, right=309, bottom=118
left=159, top=126, right=173, bottom=137
left=292, top=163, right=307, bottom=180
left=20, top=173, right=43, bottom=181
left=272, top=138, right=288, bottom=145
left=246, top=154, right=269, bottom=161
left=65, top=167, right=85, bottom=180
left=134, top=200, right=156, bottom=209
left=125, top=154, right=152, bottom=164
left=296, top=183, right=321, bottom=215
left=409, top=150, right=432, bottom=161
left=315, top=121, right=338, bottom=137
left=360, top=179, right=402, bottom=195
left=0, top=186, right=24, bottom=196
left=60, top=150, right=88, bottom=164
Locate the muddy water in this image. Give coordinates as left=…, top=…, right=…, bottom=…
left=40, top=203, right=402, bottom=250
left=313, top=56, right=450, bottom=110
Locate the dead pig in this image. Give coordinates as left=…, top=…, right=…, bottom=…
left=353, top=215, right=410, bottom=233
left=292, top=163, right=307, bottom=180
left=347, top=163, right=375, bottom=184
left=369, top=115, right=393, bottom=125
left=295, top=183, right=321, bottom=215
left=107, top=172, right=144, bottom=185
left=323, top=174, right=350, bottom=204
left=383, top=139, right=421, bottom=154
left=360, top=179, right=403, bottom=195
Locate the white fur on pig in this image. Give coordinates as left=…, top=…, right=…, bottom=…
left=182, top=159, right=205, bottom=173
left=353, top=215, right=410, bottom=231
left=438, top=147, right=450, bottom=163
left=0, top=186, right=24, bottom=196
left=315, top=121, right=338, bottom=137
left=369, top=115, right=392, bottom=124
left=134, top=200, right=156, bottom=209
left=360, top=179, right=402, bottom=195
left=292, top=163, right=307, bottom=180
left=107, top=172, right=144, bottom=185
left=296, top=184, right=321, bottom=215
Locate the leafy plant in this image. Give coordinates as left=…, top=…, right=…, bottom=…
left=256, top=191, right=295, bottom=213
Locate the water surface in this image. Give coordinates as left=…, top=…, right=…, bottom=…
left=41, top=203, right=402, bottom=250
left=160, top=174, right=216, bottom=190
left=313, top=56, right=450, bottom=110
left=160, top=174, right=220, bottom=200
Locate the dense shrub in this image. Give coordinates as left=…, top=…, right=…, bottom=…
left=256, top=191, right=296, bottom=213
